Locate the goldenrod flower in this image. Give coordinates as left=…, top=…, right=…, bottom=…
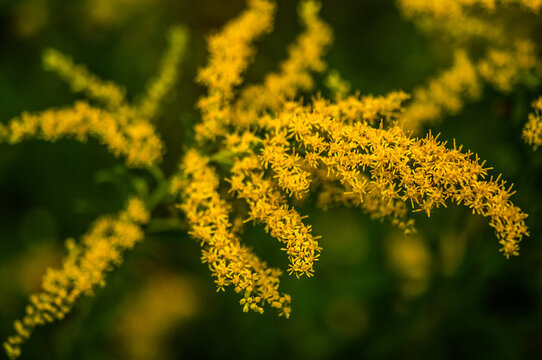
left=196, top=0, right=276, bottom=139
left=399, top=0, right=542, bottom=18
left=173, top=150, right=291, bottom=317
left=1, top=26, right=187, bottom=167
left=0, top=101, right=163, bottom=167
left=397, top=0, right=542, bottom=134
left=191, top=0, right=529, bottom=270
left=523, top=96, right=542, bottom=149
left=401, top=50, right=480, bottom=133
left=42, top=48, right=126, bottom=109
left=263, top=99, right=528, bottom=258
left=3, top=198, right=149, bottom=360
left=478, top=39, right=538, bottom=92
left=230, top=154, right=321, bottom=277
left=2, top=1, right=537, bottom=358
left=235, top=0, right=333, bottom=119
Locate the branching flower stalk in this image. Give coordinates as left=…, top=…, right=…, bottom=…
left=171, top=150, right=292, bottom=316
left=396, top=0, right=542, bottom=135
left=1, top=0, right=537, bottom=359
left=4, top=198, right=150, bottom=359
left=181, top=0, right=529, bottom=314
left=0, top=26, right=189, bottom=168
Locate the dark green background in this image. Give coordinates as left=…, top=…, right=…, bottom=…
left=0, top=0, right=541, bottom=359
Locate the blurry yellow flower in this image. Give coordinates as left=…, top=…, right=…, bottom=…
left=387, top=232, right=431, bottom=298
left=114, top=271, right=199, bottom=360
left=523, top=96, right=542, bottom=149
left=4, top=198, right=149, bottom=360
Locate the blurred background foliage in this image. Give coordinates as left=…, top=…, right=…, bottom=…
left=0, top=0, right=541, bottom=359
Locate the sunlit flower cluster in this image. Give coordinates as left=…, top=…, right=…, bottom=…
left=172, top=150, right=292, bottom=316
left=2, top=0, right=538, bottom=358
left=175, top=0, right=530, bottom=316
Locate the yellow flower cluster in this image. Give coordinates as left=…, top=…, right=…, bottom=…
left=268, top=100, right=527, bottom=258
left=399, top=0, right=542, bottom=18
left=316, top=173, right=415, bottom=235
left=523, top=96, right=542, bottom=149
left=196, top=0, right=276, bottom=139
left=1, top=26, right=188, bottom=167
left=196, top=0, right=332, bottom=136
left=42, top=48, right=126, bottom=108
left=3, top=0, right=537, bottom=358
left=3, top=198, right=149, bottom=360
left=478, top=39, right=538, bottom=92
left=182, top=0, right=332, bottom=285
left=2, top=25, right=188, bottom=359
left=234, top=0, right=333, bottom=118
left=230, top=155, right=321, bottom=277
left=0, top=101, right=163, bottom=167
left=172, top=150, right=291, bottom=317
left=175, top=0, right=529, bottom=319
left=397, top=0, right=542, bottom=134
left=401, top=50, right=480, bottom=133
left=324, top=69, right=351, bottom=99
left=316, top=91, right=409, bottom=125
